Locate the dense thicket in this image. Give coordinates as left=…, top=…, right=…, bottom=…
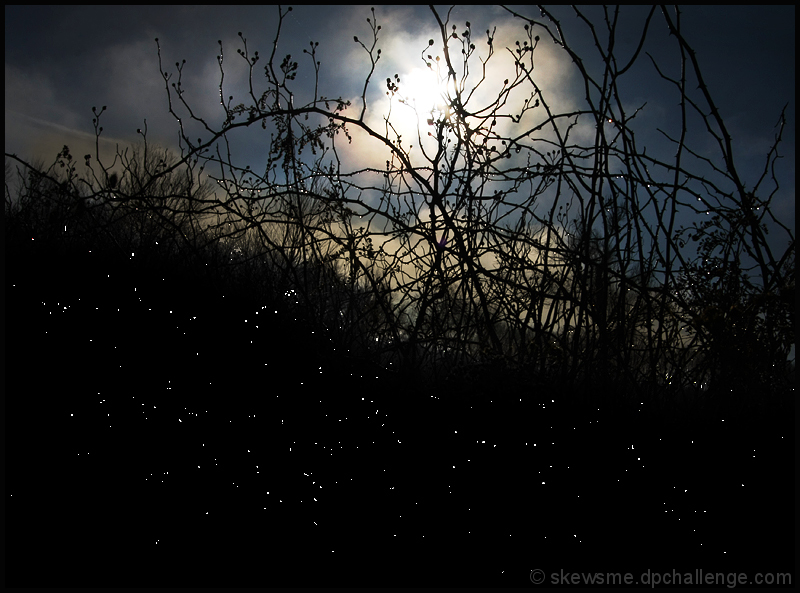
left=6, top=7, right=795, bottom=419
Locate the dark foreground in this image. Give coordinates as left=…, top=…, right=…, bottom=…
left=6, top=245, right=795, bottom=587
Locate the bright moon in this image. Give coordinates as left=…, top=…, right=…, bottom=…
left=399, top=67, right=449, bottom=125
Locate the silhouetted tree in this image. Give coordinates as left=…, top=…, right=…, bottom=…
left=5, top=6, right=794, bottom=410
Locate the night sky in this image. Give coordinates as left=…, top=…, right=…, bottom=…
left=5, top=6, right=796, bottom=587
left=5, top=5, right=795, bottom=239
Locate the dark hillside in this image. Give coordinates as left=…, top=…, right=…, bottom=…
left=5, top=236, right=794, bottom=587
